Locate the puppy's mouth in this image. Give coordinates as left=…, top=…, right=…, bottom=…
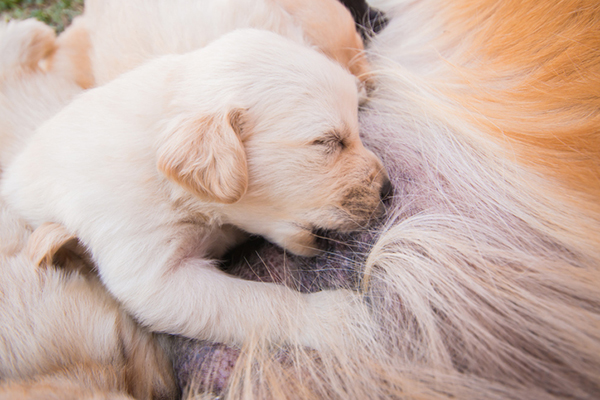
left=310, top=227, right=335, bottom=250
left=308, top=226, right=368, bottom=254
left=288, top=223, right=331, bottom=253
left=318, top=204, right=386, bottom=233
left=290, top=202, right=387, bottom=255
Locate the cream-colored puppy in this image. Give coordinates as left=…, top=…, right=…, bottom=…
left=0, top=207, right=177, bottom=399
left=0, top=18, right=176, bottom=399
left=82, top=0, right=370, bottom=88
left=3, top=29, right=388, bottom=348
left=0, top=17, right=91, bottom=171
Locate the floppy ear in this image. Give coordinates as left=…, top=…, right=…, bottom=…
left=27, top=222, right=77, bottom=268
left=157, top=109, right=248, bottom=204
left=0, top=19, right=56, bottom=73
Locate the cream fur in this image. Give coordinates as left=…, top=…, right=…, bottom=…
left=0, top=18, right=176, bottom=399
left=2, top=29, right=387, bottom=349
left=0, top=19, right=82, bottom=171
left=82, top=0, right=369, bottom=89
left=4, top=0, right=599, bottom=398
left=0, top=204, right=176, bottom=399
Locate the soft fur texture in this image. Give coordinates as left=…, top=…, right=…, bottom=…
left=0, top=3, right=384, bottom=398
left=0, top=205, right=177, bottom=400
left=0, top=17, right=90, bottom=172
left=2, top=29, right=389, bottom=350
left=3, top=0, right=600, bottom=399
left=166, top=0, right=600, bottom=398
left=82, top=0, right=370, bottom=90
left=0, top=18, right=177, bottom=399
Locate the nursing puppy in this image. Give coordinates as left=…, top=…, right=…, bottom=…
left=2, top=29, right=389, bottom=348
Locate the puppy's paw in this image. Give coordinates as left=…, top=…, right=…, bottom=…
left=300, top=289, right=373, bottom=350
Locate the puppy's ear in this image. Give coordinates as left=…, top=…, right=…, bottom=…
left=27, top=222, right=77, bottom=268
left=157, top=109, right=249, bottom=204
left=0, top=19, right=56, bottom=73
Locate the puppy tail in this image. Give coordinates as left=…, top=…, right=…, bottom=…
left=0, top=18, right=56, bottom=75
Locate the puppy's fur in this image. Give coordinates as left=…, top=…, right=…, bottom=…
left=81, top=0, right=369, bottom=88
left=0, top=18, right=90, bottom=171
left=0, top=4, right=381, bottom=396
left=0, top=18, right=177, bottom=399
left=5, top=1, right=597, bottom=399
left=0, top=207, right=177, bottom=399
left=2, top=29, right=388, bottom=348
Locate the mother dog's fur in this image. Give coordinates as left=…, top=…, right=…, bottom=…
left=170, top=0, right=600, bottom=398
left=201, top=0, right=600, bottom=398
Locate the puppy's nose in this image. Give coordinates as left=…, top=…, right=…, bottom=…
left=380, top=178, right=393, bottom=203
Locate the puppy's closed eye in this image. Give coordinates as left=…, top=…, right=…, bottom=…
left=312, top=131, right=346, bottom=154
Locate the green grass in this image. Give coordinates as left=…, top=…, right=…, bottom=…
left=1, top=0, right=83, bottom=32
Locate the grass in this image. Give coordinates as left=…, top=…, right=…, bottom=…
left=1, top=0, right=83, bottom=32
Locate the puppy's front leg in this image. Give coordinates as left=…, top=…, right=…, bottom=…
left=99, top=236, right=368, bottom=349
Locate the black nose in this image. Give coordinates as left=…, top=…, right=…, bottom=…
left=380, top=178, right=393, bottom=203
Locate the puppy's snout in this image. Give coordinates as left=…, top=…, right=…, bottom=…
left=380, top=177, right=393, bottom=203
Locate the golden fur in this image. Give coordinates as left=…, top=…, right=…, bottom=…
left=209, top=0, right=600, bottom=398
left=1, top=9, right=389, bottom=400
left=185, top=0, right=600, bottom=398
left=2, top=28, right=388, bottom=347
left=3, top=0, right=600, bottom=399
left=0, top=200, right=176, bottom=399
left=0, top=4, right=380, bottom=397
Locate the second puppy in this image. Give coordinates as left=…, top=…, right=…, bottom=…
left=3, top=29, right=389, bottom=348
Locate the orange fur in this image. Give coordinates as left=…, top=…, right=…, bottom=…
left=443, top=0, right=600, bottom=209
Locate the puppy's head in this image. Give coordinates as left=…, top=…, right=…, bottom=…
left=157, top=30, right=389, bottom=256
